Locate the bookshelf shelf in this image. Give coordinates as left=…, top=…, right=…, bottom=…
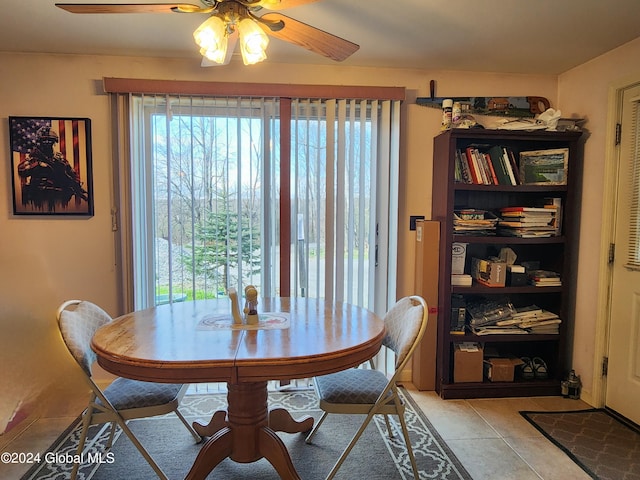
left=452, top=235, right=565, bottom=245
left=452, top=284, right=563, bottom=295
left=432, top=128, right=583, bottom=399
left=454, top=184, right=569, bottom=193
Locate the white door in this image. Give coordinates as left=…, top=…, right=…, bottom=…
left=606, top=83, right=640, bottom=424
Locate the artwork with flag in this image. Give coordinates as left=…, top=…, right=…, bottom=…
left=9, top=116, right=93, bottom=215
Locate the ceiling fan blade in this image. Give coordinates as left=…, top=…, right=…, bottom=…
left=201, top=31, right=238, bottom=66
left=254, top=0, right=320, bottom=10
left=259, top=12, right=359, bottom=62
left=55, top=3, right=208, bottom=14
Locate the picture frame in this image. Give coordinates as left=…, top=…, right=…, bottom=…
left=9, top=116, right=94, bottom=216
left=518, top=148, right=569, bottom=185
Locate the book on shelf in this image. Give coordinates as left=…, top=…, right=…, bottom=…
left=483, top=152, right=499, bottom=185
left=501, top=147, right=518, bottom=185
left=500, top=206, right=553, bottom=214
left=473, top=148, right=492, bottom=184
left=506, top=148, right=521, bottom=183
left=465, top=147, right=484, bottom=184
left=454, top=151, right=463, bottom=183
left=542, top=197, right=563, bottom=236
left=455, top=144, right=528, bottom=186
left=528, top=269, right=562, bottom=286
left=498, top=205, right=558, bottom=237
left=455, top=149, right=473, bottom=184
left=451, top=274, right=472, bottom=286
left=487, top=145, right=512, bottom=185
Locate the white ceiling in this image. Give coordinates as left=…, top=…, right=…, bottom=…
left=2, top=0, right=640, bottom=74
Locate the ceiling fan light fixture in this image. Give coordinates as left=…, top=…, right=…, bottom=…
left=193, top=15, right=228, bottom=64
left=257, top=0, right=282, bottom=7
left=237, top=17, right=269, bottom=65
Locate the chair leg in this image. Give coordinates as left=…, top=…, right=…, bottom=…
left=71, top=408, right=93, bottom=480
left=325, top=411, right=376, bottom=480
left=305, top=411, right=328, bottom=444
left=105, top=421, right=117, bottom=448
left=383, top=414, right=394, bottom=438
left=115, top=418, right=169, bottom=480
left=395, top=402, right=420, bottom=480
left=174, top=408, right=203, bottom=443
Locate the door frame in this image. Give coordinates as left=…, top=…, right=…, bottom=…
left=592, top=75, right=640, bottom=408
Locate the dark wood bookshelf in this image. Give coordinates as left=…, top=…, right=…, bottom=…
left=432, top=128, right=583, bottom=399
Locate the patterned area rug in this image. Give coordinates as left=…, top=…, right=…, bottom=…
left=22, top=388, right=471, bottom=479
left=520, top=408, right=640, bottom=480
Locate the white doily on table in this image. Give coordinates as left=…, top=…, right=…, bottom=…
left=197, top=312, right=290, bottom=330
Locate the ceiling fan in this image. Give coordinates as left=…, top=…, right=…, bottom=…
left=55, top=1, right=360, bottom=66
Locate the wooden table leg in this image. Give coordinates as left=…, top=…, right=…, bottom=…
left=192, top=410, right=227, bottom=437
left=269, top=408, right=314, bottom=434
left=185, top=427, right=232, bottom=480
left=184, top=381, right=307, bottom=480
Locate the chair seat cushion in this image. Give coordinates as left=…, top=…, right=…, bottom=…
left=314, top=368, right=392, bottom=405
left=101, top=378, right=183, bottom=410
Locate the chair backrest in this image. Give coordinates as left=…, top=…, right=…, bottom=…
left=57, top=300, right=113, bottom=377
left=382, top=295, right=428, bottom=371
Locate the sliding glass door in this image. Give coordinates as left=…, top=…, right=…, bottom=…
left=122, top=93, right=399, bottom=315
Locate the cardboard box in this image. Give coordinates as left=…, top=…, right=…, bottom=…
left=451, top=242, right=467, bottom=275
left=453, top=342, right=483, bottom=383
left=471, top=257, right=506, bottom=287
left=483, top=357, right=524, bottom=382
left=412, top=220, right=440, bottom=390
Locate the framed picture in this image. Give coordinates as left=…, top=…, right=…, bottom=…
left=9, top=116, right=94, bottom=216
left=519, top=148, right=569, bottom=185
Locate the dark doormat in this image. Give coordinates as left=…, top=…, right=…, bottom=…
left=520, top=408, right=640, bottom=480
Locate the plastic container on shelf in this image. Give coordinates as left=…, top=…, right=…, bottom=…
left=441, top=99, right=453, bottom=130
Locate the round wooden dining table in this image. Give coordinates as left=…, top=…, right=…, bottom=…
left=91, top=297, right=385, bottom=480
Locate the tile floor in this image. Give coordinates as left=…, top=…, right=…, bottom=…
left=1, top=383, right=593, bottom=480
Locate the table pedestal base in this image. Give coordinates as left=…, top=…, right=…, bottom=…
left=186, top=381, right=314, bottom=480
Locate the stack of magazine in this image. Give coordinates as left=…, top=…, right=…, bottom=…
left=453, top=209, right=499, bottom=235
left=467, top=298, right=523, bottom=335
left=468, top=300, right=561, bottom=335
left=494, top=305, right=561, bottom=334
left=497, top=206, right=557, bottom=238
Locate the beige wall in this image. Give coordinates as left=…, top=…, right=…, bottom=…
left=557, top=36, right=640, bottom=404
left=4, top=48, right=618, bottom=438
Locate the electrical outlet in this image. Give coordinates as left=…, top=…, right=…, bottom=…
left=409, top=215, right=425, bottom=231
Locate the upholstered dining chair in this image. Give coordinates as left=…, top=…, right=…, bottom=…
left=56, top=300, right=202, bottom=480
left=305, top=295, right=428, bottom=480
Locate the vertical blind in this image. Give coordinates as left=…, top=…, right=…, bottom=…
left=110, top=90, right=401, bottom=317
left=289, top=98, right=399, bottom=312
left=627, top=96, right=640, bottom=269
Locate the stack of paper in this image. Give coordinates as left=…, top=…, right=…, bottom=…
left=453, top=209, right=499, bottom=235
left=497, top=206, right=557, bottom=237
left=528, top=269, right=562, bottom=287
left=451, top=274, right=472, bottom=286
left=495, top=305, right=561, bottom=334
